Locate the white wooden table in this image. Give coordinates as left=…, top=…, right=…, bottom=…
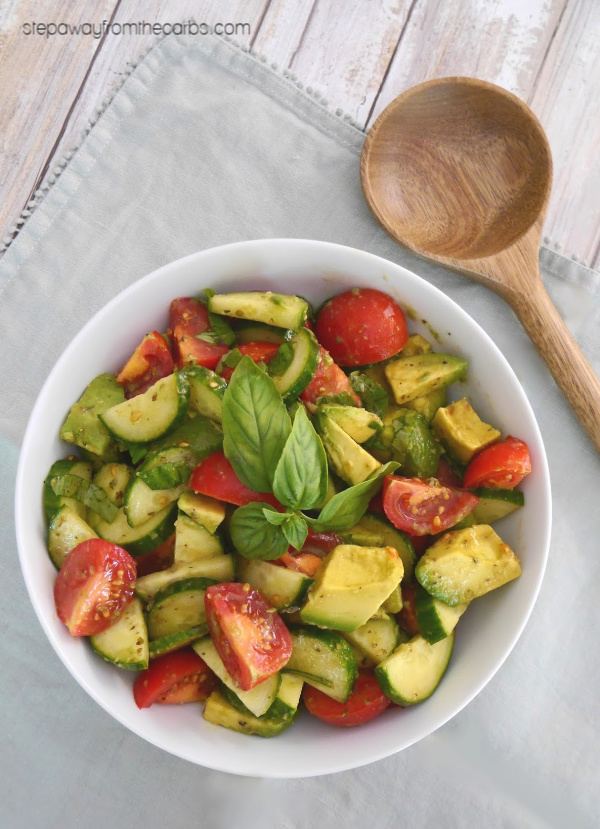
left=1, top=0, right=599, bottom=268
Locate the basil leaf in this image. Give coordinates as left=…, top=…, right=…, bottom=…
left=230, top=502, right=290, bottom=560
left=282, top=512, right=308, bottom=551
left=316, top=392, right=357, bottom=407
left=268, top=342, right=294, bottom=377
left=307, top=461, right=399, bottom=533
left=262, top=507, right=292, bottom=526
left=273, top=405, right=328, bottom=510
left=222, top=356, right=291, bottom=492
left=349, top=371, right=389, bottom=419
left=207, top=312, right=236, bottom=347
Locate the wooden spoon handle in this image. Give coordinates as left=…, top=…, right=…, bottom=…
left=508, top=281, right=600, bottom=453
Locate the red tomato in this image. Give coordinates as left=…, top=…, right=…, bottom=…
left=205, top=583, right=292, bottom=691
left=274, top=552, right=323, bottom=577
left=189, top=451, right=280, bottom=509
left=169, top=297, right=228, bottom=369
left=303, top=671, right=391, bottom=727
left=116, top=331, right=174, bottom=398
left=135, top=533, right=175, bottom=577
left=54, top=539, right=136, bottom=636
left=300, top=346, right=361, bottom=406
left=463, top=437, right=532, bottom=489
left=315, top=288, right=408, bottom=366
left=383, top=475, right=479, bottom=536
left=133, top=649, right=216, bottom=708
left=219, top=341, right=280, bottom=382
left=300, top=528, right=342, bottom=557
left=396, top=582, right=420, bottom=637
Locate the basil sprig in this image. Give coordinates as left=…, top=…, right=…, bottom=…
left=222, top=357, right=396, bottom=560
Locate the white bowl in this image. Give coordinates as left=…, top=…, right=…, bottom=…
left=15, top=239, right=551, bottom=778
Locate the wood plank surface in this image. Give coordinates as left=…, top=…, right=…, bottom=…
left=0, top=0, right=598, bottom=269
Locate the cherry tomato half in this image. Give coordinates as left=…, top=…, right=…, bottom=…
left=300, top=346, right=361, bottom=406
left=219, top=341, right=280, bottom=382
left=190, top=451, right=280, bottom=509
left=133, top=649, right=216, bottom=708
left=383, top=475, right=479, bottom=536
left=463, top=437, right=532, bottom=489
left=315, top=288, right=408, bottom=366
left=116, top=331, right=174, bottom=398
left=303, top=671, right=391, bottom=727
left=169, top=297, right=228, bottom=369
left=54, top=539, right=137, bottom=636
left=205, top=583, right=292, bottom=691
left=134, top=533, right=176, bottom=578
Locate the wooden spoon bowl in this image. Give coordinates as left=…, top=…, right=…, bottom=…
left=361, top=77, right=600, bottom=452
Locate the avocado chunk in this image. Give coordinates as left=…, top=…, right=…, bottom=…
left=339, top=510, right=415, bottom=580
left=300, top=544, right=404, bottom=632
left=404, top=386, right=447, bottom=422
left=60, top=373, right=125, bottom=457
left=400, top=334, right=432, bottom=357
left=342, top=610, right=402, bottom=665
left=318, top=404, right=383, bottom=443
left=314, top=412, right=381, bottom=486
left=177, top=492, right=226, bottom=533
left=415, top=524, right=522, bottom=606
left=384, top=353, right=468, bottom=405
left=471, top=487, right=525, bottom=524
left=432, top=397, right=501, bottom=464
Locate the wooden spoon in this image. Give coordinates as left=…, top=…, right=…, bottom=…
left=361, top=77, right=600, bottom=453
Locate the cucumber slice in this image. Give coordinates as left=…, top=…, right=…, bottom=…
left=147, top=577, right=217, bottom=640
left=92, top=463, right=134, bottom=508
left=182, top=365, right=227, bottom=422
left=471, top=487, right=525, bottom=524
left=193, top=637, right=281, bottom=717
left=235, top=557, right=313, bottom=610
left=177, top=492, right=225, bottom=533
left=87, top=502, right=177, bottom=556
left=235, top=321, right=291, bottom=344
left=382, top=583, right=403, bottom=613
left=285, top=625, right=358, bottom=703
left=89, top=598, right=149, bottom=670
left=100, top=372, right=189, bottom=444
left=136, top=446, right=196, bottom=490
left=49, top=474, right=119, bottom=522
left=124, top=476, right=186, bottom=528
left=174, top=513, right=225, bottom=563
left=342, top=611, right=401, bottom=665
left=44, top=458, right=92, bottom=522
left=149, top=625, right=209, bottom=659
left=414, top=584, right=468, bottom=644
left=375, top=633, right=454, bottom=705
left=135, top=556, right=235, bottom=604
left=339, top=511, right=416, bottom=581
left=47, top=506, right=98, bottom=569
left=208, top=291, right=309, bottom=331
left=271, top=327, right=320, bottom=402
left=203, top=688, right=296, bottom=738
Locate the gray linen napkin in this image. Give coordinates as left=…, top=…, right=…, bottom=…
left=1, top=34, right=599, bottom=829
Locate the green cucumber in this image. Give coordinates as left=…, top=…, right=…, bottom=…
left=414, top=583, right=468, bottom=644
left=208, top=291, right=309, bottom=331
left=471, top=487, right=525, bottom=524
left=100, top=372, right=190, bottom=444
left=174, top=513, right=225, bottom=563
left=92, top=463, right=134, bottom=508
left=270, top=327, right=320, bottom=402
left=285, top=625, right=358, bottom=703
left=183, top=365, right=227, bottom=422
left=342, top=611, right=401, bottom=665
left=87, top=502, right=177, bottom=557
left=235, top=321, right=291, bottom=344
left=375, top=633, right=454, bottom=705
left=148, top=625, right=209, bottom=659
left=193, top=637, right=281, bottom=717
left=124, top=476, right=186, bottom=528
left=136, top=446, right=196, bottom=490
left=235, top=557, right=313, bottom=610
left=89, top=598, right=149, bottom=670
left=177, top=492, right=225, bottom=533
left=203, top=687, right=296, bottom=738
left=47, top=506, right=98, bottom=569
left=339, top=511, right=416, bottom=581
left=382, top=583, right=403, bottom=613
left=146, top=577, right=217, bottom=640
left=44, top=458, right=93, bottom=522
left=135, top=556, right=235, bottom=604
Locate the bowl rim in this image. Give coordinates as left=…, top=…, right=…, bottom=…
left=14, top=238, right=551, bottom=777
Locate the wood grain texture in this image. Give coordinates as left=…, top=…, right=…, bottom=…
left=254, top=0, right=414, bottom=123
left=0, top=0, right=118, bottom=238
left=362, top=76, right=600, bottom=452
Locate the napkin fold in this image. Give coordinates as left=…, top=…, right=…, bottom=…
left=1, top=33, right=599, bottom=829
